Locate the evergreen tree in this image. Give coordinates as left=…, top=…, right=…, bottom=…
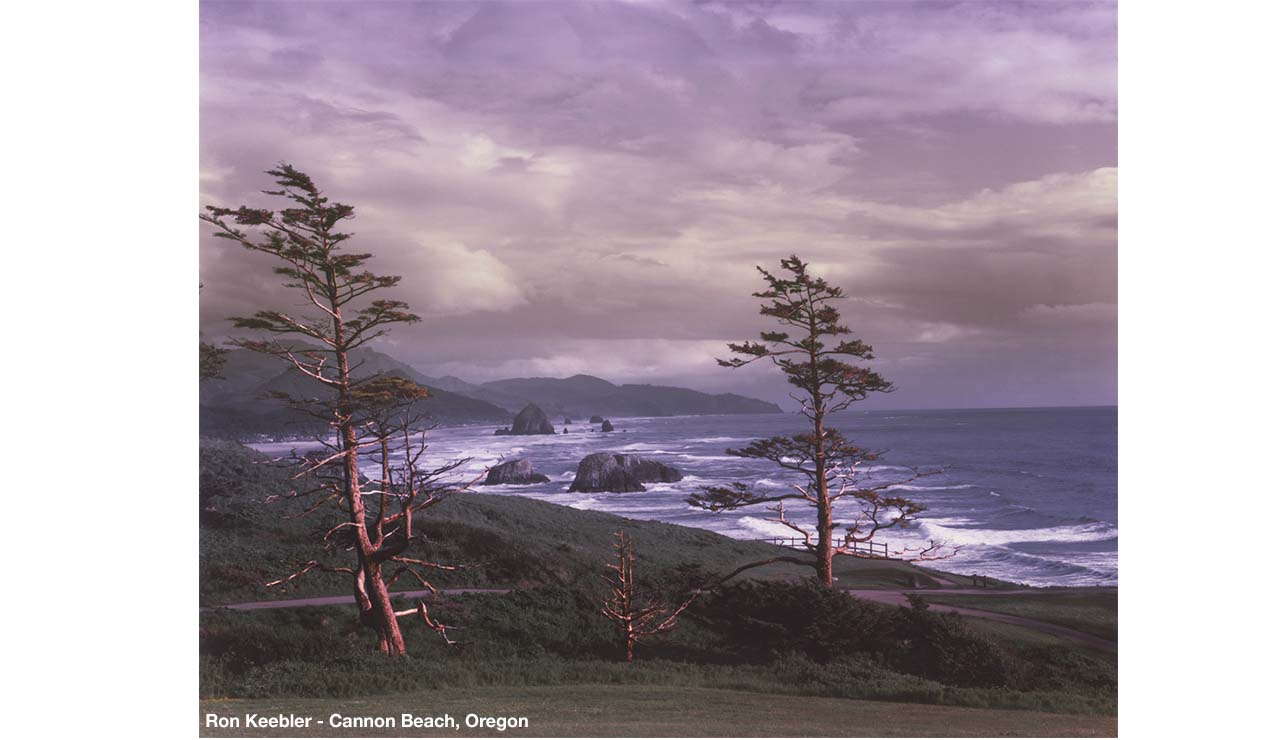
left=688, top=256, right=950, bottom=587
left=201, top=164, right=465, bottom=655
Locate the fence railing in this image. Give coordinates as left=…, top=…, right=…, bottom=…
left=759, top=537, right=890, bottom=559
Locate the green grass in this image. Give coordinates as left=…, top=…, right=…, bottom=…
left=920, top=590, right=1117, bottom=642
left=201, top=586, right=1116, bottom=716
left=199, top=685, right=1118, bottom=737
left=200, top=440, right=1117, bottom=727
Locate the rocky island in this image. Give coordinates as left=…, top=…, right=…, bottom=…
left=494, top=403, right=556, bottom=435
left=481, top=458, right=551, bottom=486
left=567, top=452, right=683, bottom=493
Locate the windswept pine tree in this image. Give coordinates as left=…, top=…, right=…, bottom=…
left=201, top=165, right=468, bottom=656
left=688, top=256, right=954, bottom=588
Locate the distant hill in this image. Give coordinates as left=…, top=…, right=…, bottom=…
left=199, top=346, right=510, bottom=439
left=478, top=374, right=782, bottom=417
left=200, top=347, right=781, bottom=439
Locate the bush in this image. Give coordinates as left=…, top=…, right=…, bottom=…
left=893, top=598, right=1012, bottom=688
left=697, top=580, right=1012, bottom=688
left=696, top=579, right=897, bottom=663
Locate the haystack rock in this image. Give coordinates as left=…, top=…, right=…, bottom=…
left=481, top=458, right=551, bottom=486
left=563, top=417, right=573, bottom=425
left=506, top=403, right=556, bottom=435
left=600, top=419, right=615, bottom=432
left=589, top=415, right=604, bottom=423
left=568, top=452, right=683, bottom=493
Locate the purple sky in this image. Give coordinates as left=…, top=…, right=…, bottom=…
left=199, top=0, right=1117, bottom=410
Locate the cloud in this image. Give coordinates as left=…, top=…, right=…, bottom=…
left=199, top=1, right=1117, bottom=408
left=429, top=338, right=730, bottom=386
left=408, top=243, right=528, bottom=316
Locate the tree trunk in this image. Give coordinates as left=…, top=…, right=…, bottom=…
left=815, top=497, right=834, bottom=587
left=329, top=271, right=408, bottom=657
left=808, top=291, right=834, bottom=588
left=366, top=562, right=406, bottom=656
left=813, top=396, right=833, bottom=587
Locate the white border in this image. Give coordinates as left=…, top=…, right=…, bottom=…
left=7, top=1, right=1280, bottom=738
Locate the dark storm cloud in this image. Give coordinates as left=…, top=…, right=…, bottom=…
left=200, top=0, right=1117, bottom=409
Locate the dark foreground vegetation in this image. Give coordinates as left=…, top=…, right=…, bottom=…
left=201, top=439, right=1116, bottom=729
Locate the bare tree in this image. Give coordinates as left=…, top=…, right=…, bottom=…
left=688, top=256, right=953, bottom=587
left=600, top=530, right=697, bottom=662
left=201, top=164, right=469, bottom=656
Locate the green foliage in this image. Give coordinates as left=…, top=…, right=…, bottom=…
left=199, top=438, right=294, bottom=511
left=688, top=256, right=933, bottom=572
left=199, top=584, right=1115, bottom=715
left=202, top=164, right=420, bottom=359
left=199, top=341, right=228, bottom=381
left=198, top=439, right=983, bottom=605
left=696, top=580, right=899, bottom=663
left=893, top=595, right=1012, bottom=688
left=696, top=581, right=1012, bottom=689
left=722, top=255, right=893, bottom=405
left=922, top=591, right=1118, bottom=642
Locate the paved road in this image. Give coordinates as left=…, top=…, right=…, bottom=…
left=201, top=588, right=510, bottom=612
left=845, top=588, right=1116, bottom=652
left=204, top=586, right=1115, bottom=652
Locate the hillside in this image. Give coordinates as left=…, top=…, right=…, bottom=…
left=200, top=439, right=1116, bottom=725
left=200, top=346, right=782, bottom=438
left=199, top=347, right=511, bottom=438
left=199, top=439, right=974, bottom=604
left=478, top=374, right=782, bottom=417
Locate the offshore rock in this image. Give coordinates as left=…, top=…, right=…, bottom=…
left=508, top=403, right=556, bottom=435
left=482, top=458, right=551, bottom=486
left=568, top=452, right=683, bottom=493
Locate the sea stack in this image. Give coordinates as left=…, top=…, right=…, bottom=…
left=481, top=458, right=551, bottom=486
left=568, top=452, right=683, bottom=493
left=500, top=403, right=556, bottom=435
left=600, top=419, right=615, bottom=432
left=589, top=415, right=604, bottom=423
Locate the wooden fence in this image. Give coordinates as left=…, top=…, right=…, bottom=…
left=759, top=537, right=890, bottom=559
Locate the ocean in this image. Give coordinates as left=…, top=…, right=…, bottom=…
left=251, top=406, right=1117, bottom=588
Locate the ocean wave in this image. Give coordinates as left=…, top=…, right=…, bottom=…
left=618, top=443, right=670, bottom=452
left=918, top=520, right=1118, bottom=546
left=942, top=545, right=1117, bottom=587
left=923, top=516, right=978, bottom=526
left=865, top=464, right=916, bottom=473
left=735, top=516, right=801, bottom=539
left=887, top=484, right=976, bottom=492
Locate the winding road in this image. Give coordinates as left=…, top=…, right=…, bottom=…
left=199, top=588, right=509, bottom=612
left=844, top=588, right=1116, bottom=652
left=203, top=586, right=1115, bottom=652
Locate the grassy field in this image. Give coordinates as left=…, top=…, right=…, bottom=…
left=920, top=590, right=1117, bottom=642
left=200, top=440, right=1116, bottom=734
left=200, top=685, right=1117, bottom=737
